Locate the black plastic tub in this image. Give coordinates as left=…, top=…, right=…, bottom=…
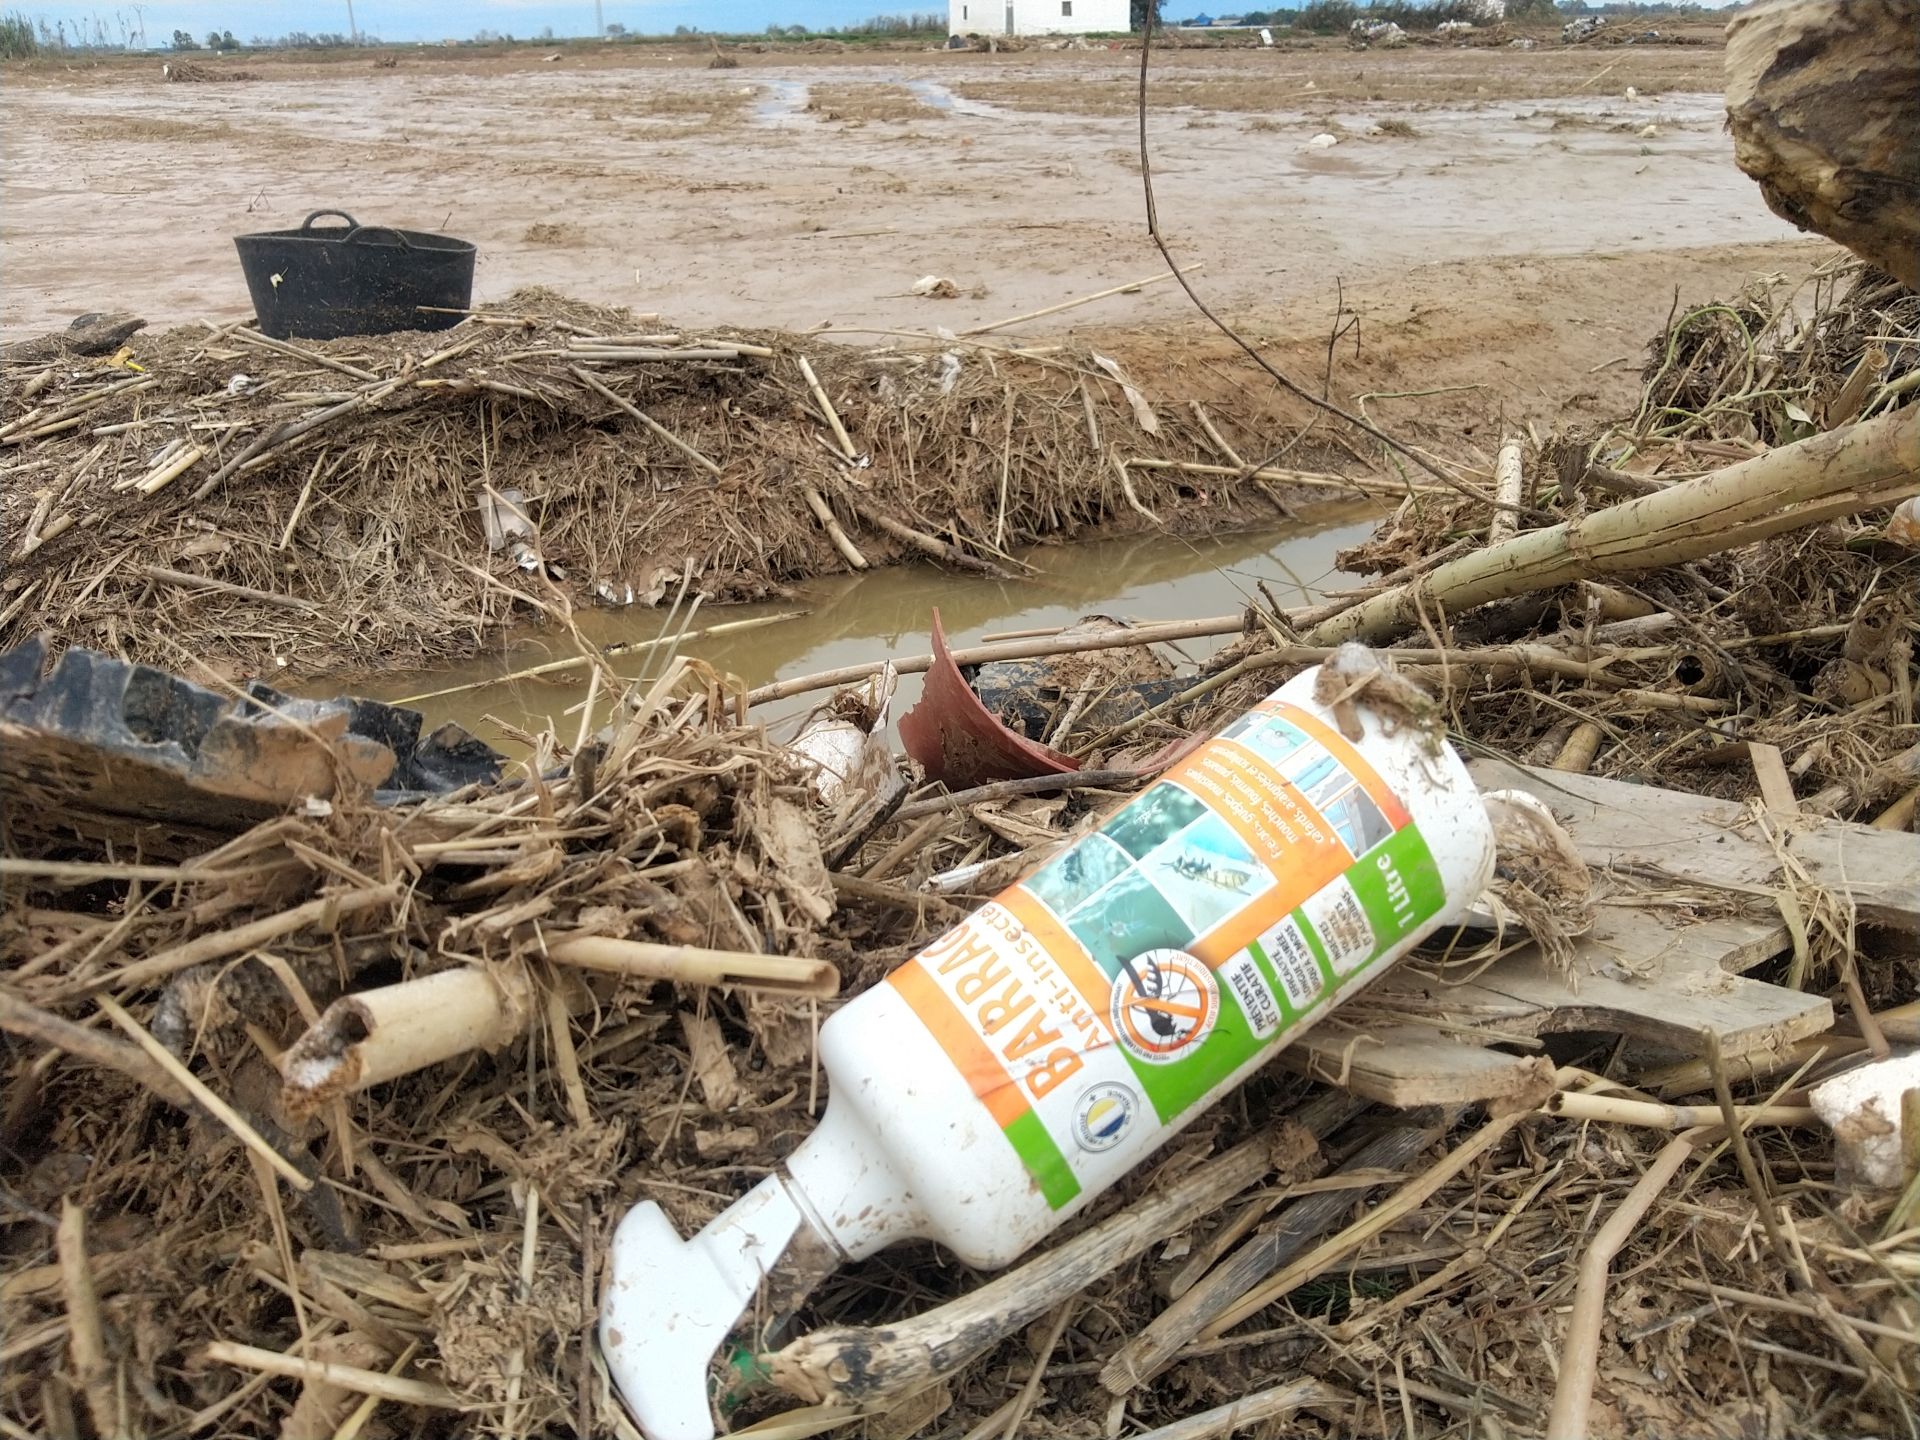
left=233, top=210, right=476, bottom=340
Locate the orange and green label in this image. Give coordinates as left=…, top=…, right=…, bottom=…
left=887, top=699, right=1448, bottom=1209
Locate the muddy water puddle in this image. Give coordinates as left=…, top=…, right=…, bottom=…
left=331, top=509, right=1378, bottom=756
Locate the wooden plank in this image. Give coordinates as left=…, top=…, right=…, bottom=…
left=1284, top=1025, right=1556, bottom=1109
left=1749, top=742, right=1800, bottom=815
left=1469, top=759, right=1920, bottom=933
left=1282, top=761, right=1898, bottom=1106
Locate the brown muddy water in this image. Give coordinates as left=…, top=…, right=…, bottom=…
left=330, top=507, right=1380, bottom=756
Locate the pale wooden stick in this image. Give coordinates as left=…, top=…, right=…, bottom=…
left=331, top=1340, right=422, bottom=1440
left=961, top=265, right=1201, bottom=337
left=1199, top=1099, right=1553, bottom=1338
left=570, top=365, right=723, bottom=475
left=1546, top=1091, right=1815, bottom=1130
left=1189, top=401, right=1246, bottom=468
left=796, top=355, right=856, bottom=459
left=800, top=484, right=869, bottom=569
left=546, top=935, right=838, bottom=998
left=1544, top=1130, right=1704, bottom=1440
left=1750, top=741, right=1800, bottom=814
left=139, top=564, right=320, bottom=612
left=858, top=506, right=1012, bottom=578
left=278, top=448, right=330, bottom=550
left=1128, top=1380, right=1336, bottom=1440
left=568, top=345, right=764, bottom=361
left=97, top=996, right=312, bottom=1192
left=746, top=614, right=1250, bottom=707
left=58, top=1199, right=125, bottom=1440
left=1110, top=452, right=1163, bottom=526
left=201, top=1341, right=463, bottom=1408
left=501, top=1185, right=541, bottom=1427
left=230, top=326, right=379, bottom=381
left=1311, top=406, right=1920, bottom=645
left=0, top=857, right=207, bottom=883
left=1125, top=456, right=1406, bottom=496
left=1488, top=436, right=1524, bottom=545
left=88, top=884, right=401, bottom=994
left=389, top=612, right=805, bottom=704
left=0, top=990, right=193, bottom=1109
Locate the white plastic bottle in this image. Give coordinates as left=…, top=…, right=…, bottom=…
left=602, top=663, right=1495, bottom=1440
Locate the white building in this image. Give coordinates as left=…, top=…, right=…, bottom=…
left=950, top=0, right=1130, bottom=37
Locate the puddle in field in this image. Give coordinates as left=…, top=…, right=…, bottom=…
left=754, top=80, right=813, bottom=125
left=331, top=507, right=1381, bottom=758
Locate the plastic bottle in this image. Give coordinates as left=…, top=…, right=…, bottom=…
left=602, top=662, right=1496, bottom=1440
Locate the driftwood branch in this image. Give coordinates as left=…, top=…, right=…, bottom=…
left=1307, top=406, right=1920, bottom=646
left=763, top=1117, right=1327, bottom=1408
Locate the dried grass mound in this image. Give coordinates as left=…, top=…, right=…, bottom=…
left=0, top=292, right=1356, bottom=680
left=161, top=58, right=258, bottom=81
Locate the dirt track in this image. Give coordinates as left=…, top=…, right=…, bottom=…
left=5, top=38, right=1812, bottom=367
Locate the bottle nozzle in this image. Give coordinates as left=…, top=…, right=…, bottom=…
left=600, top=1178, right=809, bottom=1440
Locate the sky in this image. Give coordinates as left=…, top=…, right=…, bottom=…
left=22, top=0, right=1741, bottom=45
left=19, top=0, right=930, bottom=43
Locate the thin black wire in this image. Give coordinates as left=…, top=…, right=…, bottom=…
left=1133, top=3, right=1546, bottom=521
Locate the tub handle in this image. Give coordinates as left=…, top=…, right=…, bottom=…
left=343, top=224, right=414, bottom=249
left=298, top=209, right=360, bottom=234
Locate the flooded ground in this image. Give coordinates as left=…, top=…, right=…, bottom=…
left=331, top=504, right=1379, bottom=752
left=3, top=40, right=1801, bottom=342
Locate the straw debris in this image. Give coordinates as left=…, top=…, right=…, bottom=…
left=2, top=260, right=1917, bottom=1440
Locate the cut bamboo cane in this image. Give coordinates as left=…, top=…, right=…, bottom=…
left=230, top=327, right=380, bottom=382
left=800, top=485, right=869, bottom=569
left=189, top=384, right=391, bottom=502
left=132, top=442, right=208, bottom=497
left=202, top=1341, right=464, bottom=1408
left=545, top=935, right=838, bottom=998
left=278, top=963, right=593, bottom=1119
left=1101, top=1106, right=1446, bottom=1393
left=1545, top=1091, right=1815, bottom=1130
left=796, top=356, right=856, bottom=459
left=1488, top=436, right=1524, bottom=545
left=1308, top=406, right=1920, bottom=646
left=1550, top=721, right=1604, bottom=774
left=1872, top=784, right=1920, bottom=831
left=960, top=265, right=1202, bottom=337
left=16, top=487, right=54, bottom=552
left=17, top=512, right=73, bottom=555
left=1544, top=1130, right=1703, bottom=1440
left=570, top=366, right=723, bottom=475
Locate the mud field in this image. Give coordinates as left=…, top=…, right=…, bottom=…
left=7, top=38, right=1808, bottom=355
